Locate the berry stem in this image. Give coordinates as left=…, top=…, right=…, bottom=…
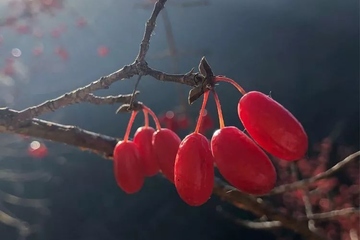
left=211, top=90, right=225, bottom=129
left=194, top=91, right=210, bottom=134
left=214, top=76, right=247, bottom=95
left=124, top=111, right=138, bottom=142
left=142, top=105, right=162, bottom=131
left=143, top=108, right=149, bottom=128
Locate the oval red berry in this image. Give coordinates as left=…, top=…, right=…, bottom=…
left=152, top=128, right=181, bottom=183
left=113, top=141, right=144, bottom=194
left=133, top=126, right=159, bottom=177
left=211, top=126, right=276, bottom=195
left=175, top=133, right=214, bottom=206
left=238, top=91, right=308, bottom=161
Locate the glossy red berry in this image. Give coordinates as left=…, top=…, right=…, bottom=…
left=113, top=141, right=144, bottom=194
left=211, top=126, right=276, bottom=195
left=175, top=132, right=214, bottom=206
left=152, top=128, right=181, bottom=183
left=238, top=91, right=308, bottom=161
left=28, top=141, right=48, bottom=159
left=133, top=126, right=159, bottom=177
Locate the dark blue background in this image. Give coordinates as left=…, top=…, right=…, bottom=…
left=0, top=0, right=358, bottom=239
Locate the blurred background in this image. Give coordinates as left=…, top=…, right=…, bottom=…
left=0, top=0, right=358, bottom=239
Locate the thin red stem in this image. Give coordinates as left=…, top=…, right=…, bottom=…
left=214, top=76, right=247, bottom=95
left=143, top=108, right=149, bottom=128
left=124, top=111, right=138, bottom=142
left=212, top=90, right=225, bottom=129
left=194, top=91, right=210, bottom=134
left=142, top=105, right=161, bottom=131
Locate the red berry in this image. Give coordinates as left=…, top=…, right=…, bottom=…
left=238, top=91, right=308, bottom=161
left=175, top=133, right=214, bottom=206
left=211, top=126, right=276, bottom=195
left=28, top=141, right=48, bottom=159
left=133, top=126, right=159, bottom=177
left=152, top=128, right=181, bottom=183
left=97, top=45, right=109, bottom=57
left=113, top=141, right=144, bottom=194
left=158, top=111, right=179, bottom=133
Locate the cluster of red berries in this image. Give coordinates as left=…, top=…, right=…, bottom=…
left=113, top=75, right=308, bottom=206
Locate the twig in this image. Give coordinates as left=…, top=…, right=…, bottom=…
left=303, top=208, right=360, bottom=221
left=0, top=204, right=32, bottom=238
left=0, top=170, right=51, bottom=182
left=136, top=0, right=167, bottom=62
left=0, top=189, right=50, bottom=209
left=14, top=67, right=138, bottom=121
left=0, top=114, right=119, bottom=159
left=267, top=151, right=360, bottom=195
left=216, top=206, right=282, bottom=229
left=213, top=178, right=326, bottom=240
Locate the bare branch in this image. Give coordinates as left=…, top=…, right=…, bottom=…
left=0, top=170, right=51, bottom=182
left=14, top=66, right=138, bottom=121
left=0, top=114, right=119, bottom=159
left=213, top=178, right=326, bottom=240
left=216, top=206, right=282, bottom=229
left=303, top=208, right=360, bottom=221
left=0, top=189, right=50, bottom=209
left=136, top=0, right=167, bottom=62
left=0, top=205, right=32, bottom=238
left=267, top=151, right=360, bottom=195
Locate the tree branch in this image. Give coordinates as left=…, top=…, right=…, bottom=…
left=0, top=190, right=49, bottom=209
left=267, top=151, right=360, bottom=196
left=216, top=206, right=282, bottom=229
left=136, top=0, right=167, bottom=62
left=213, top=178, right=326, bottom=240
left=0, top=170, right=51, bottom=182
left=303, top=208, right=360, bottom=221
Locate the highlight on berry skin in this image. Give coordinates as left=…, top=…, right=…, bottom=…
left=214, top=75, right=308, bottom=161
left=174, top=91, right=214, bottom=206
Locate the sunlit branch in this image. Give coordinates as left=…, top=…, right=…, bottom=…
left=216, top=206, right=282, bottom=229
left=267, top=151, right=360, bottom=195
left=0, top=189, right=49, bottom=209
left=303, top=208, right=360, bottom=221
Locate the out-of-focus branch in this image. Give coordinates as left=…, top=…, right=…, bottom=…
left=0, top=189, right=49, bottom=209
left=0, top=170, right=51, bottom=182
left=213, top=178, right=326, bottom=240
left=304, top=208, right=360, bottom=221
left=267, top=151, right=360, bottom=196
left=216, top=206, right=282, bottom=229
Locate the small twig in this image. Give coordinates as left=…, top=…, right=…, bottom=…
left=216, top=206, right=282, bottom=229
left=0, top=204, right=32, bottom=238
left=303, top=208, right=360, bottom=221
left=267, top=151, right=360, bottom=195
left=290, top=163, right=316, bottom=232
left=128, top=76, right=143, bottom=110
left=136, top=0, right=167, bottom=62
left=0, top=170, right=51, bottom=182
left=0, top=189, right=50, bottom=209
